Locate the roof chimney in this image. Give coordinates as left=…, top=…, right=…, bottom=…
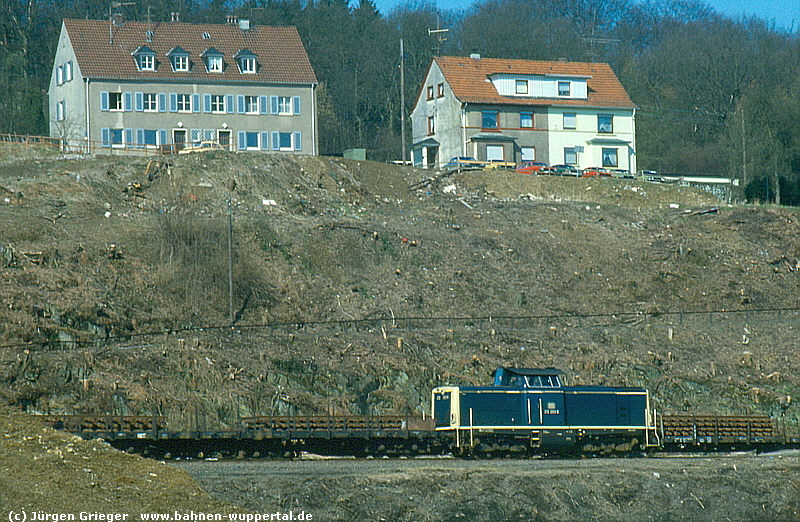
left=469, top=53, right=481, bottom=60
left=170, top=12, right=180, bottom=22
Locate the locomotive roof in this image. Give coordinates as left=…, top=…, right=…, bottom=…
left=499, top=368, right=565, bottom=376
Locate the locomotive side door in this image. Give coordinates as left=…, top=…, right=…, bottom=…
left=526, top=391, right=565, bottom=427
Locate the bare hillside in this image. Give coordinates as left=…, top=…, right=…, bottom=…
left=0, top=144, right=798, bottom=434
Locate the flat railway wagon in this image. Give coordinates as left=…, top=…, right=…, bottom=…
left=432, top=368, right=656, bottom=455
left=36, top=367, right=800, bottom=458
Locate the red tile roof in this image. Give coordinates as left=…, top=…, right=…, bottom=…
left=63, top=18, right=317, bottom=84
left=435, top=56, right=634, bottom=109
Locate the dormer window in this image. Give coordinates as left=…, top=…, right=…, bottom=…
left=167, top=47, right=190, bottom=72
left=558, top=81, right=571, bottom=97
left=234, top=49, right=257, bottom=74
left=201, top=48, right=224, bottom=73
left=515, top=79, right=528, bottom=94
left=202, top=32, right=211, bottom=39
left=133, top=45, right=156, bottom=71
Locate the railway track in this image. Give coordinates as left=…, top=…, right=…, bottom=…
left=35, top=412, right=800, bottom=459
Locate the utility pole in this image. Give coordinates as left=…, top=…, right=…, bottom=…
left=400, top=38, right=406, bottom=163
left=227, top=193, right=234, bottom=326
left=741, top=109, right=747, bottom=193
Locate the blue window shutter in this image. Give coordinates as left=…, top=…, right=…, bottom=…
left=135, top=92, right=144, bottom=112
left=260, top=131, right=269, bottom=150
left=271, top=131, right=279, bottom=150
left=159, top=129, right=167, bottom=146
left=236, top=95, right=245, bottom=114
left=270, top=96, right=278, bottom=115
left=158, top=93, right=166, bottom=112
left=203, top=94, right=211, bottom=113
left=293, top=96, right=301, bottom=115
left=293, top=131, right=302, bottom=151
left=123, top=92, right=132, bottom=112
left=259, top=96, right=268, bottom=115
left=136, top=128, right=145, bottom=148
left=237, top=131, right=246, bottom=150
left=169, top=93, right=177, bottom=112
left=225, top=95, right=234, bottom=114
left=192, top=94, right=200, bottom=113
left=124, top=128, right=133, bottom=147
left=100, top=91, right=109, bottom=111
left=101, top=128, right=110, bottom=147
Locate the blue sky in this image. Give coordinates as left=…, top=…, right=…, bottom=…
left=373, top=0, right=800, bottom=32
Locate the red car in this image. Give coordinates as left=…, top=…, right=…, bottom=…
left=515, top=161, right=548, bottom=175
left=581, top=167, right=613, bottom=177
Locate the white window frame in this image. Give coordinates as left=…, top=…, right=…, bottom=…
left=176, top=94, right=192, bottom=113
left=563, top=113, right=577, bottom=130
left=515, top=79, right=528, bottom=94
left=139, top=54, right=155, bottom=71
left=109, top=92, right=123, bottom=111
left=486, top=144, right=504, bottom=162
left=602, top=147, right=618, bottom=167
left=277, top=96, right=293, bottom=115
left=65, top=61, right=73, bottom=81
left=143, top=93, right=157, bottom=112
left=277, top=132, right=294, bottom=151
left=210, top=94, right=225, bottom=113
left=521, top=146, right=535, bottom=161
left=240, top=57, right=256, bottom=74
left=109, top=128, right=125, bottom=148
left=558, top=81, right=571, bottom=97
left=173, top=55, right=189, bottom=72
left=245, top=95, right=258, bottom=114
left=207, top=55, right=223, bottom=73
left=56, top=100, right=65, bottom=121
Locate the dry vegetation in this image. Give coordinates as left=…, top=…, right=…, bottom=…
left=2, top=143, right=800, bottom=517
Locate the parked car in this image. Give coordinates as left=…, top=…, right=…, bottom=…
left=581, top=167, right=613, bottom=177
left=549, top=164, right=581, bottom=176
left=484, top=159, right=516, bottom=170
left=177, top=140, right=225, bottom=154
left=638, top=170, right=663, bottom=182
left=515, top=161, right=549, bottom=175
left=443, top=156, right=485, bottom=169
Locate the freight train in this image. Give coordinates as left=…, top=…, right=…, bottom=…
left=38, top=367, right=796, bottom=459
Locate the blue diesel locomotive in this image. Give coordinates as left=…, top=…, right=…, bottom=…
left=432, top=367, right=657, bottom=454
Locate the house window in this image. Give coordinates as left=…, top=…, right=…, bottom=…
left=277, top=96, right=293, bottom=115
left=109, top=92, right=123, bottom=111
left=520, top=112, right=533, bottom=128
left=56, top=65, right=63, bottom=85
left=602, top=148, right=618, bottom=167
left=426, top=85, right=434, bottom=100
left=176, top=94, right=191, bottom=112
left=210, top=95, right=225, bottom=113
left=65, top=61, right=73, bottom=82
left=56, top=100, right=65, bottom=121
left=245, top=95, right=258, bottom=114
left=437, top=83, right=444, bottom=97
left=482, top=110, right=498, bottom=129
left=278, top=132, right=293, bottom=150
left=143, top=93, right=157, bottom=112
left=207, top=55, right=223, bottom=73
left=564, top=147, right=577, bottom=165
left=172, top=55, right=189, bottom=71
left=598, top=114, right=613, bottom=133
left=109, top=128, right=124, bottom=147
left=245, top=132, right=260, bottom=149
left=138, top=129, right=158, bottom=147
left=521, top=146, right=535, bottom=161
left=486, top=144, right=504, bottom=161
left=138, top=54, right=155, bottom=71
left=516, top=80, right=528, bottom=94
left=240, top=57, right=256, bottom=73
left=558, top=81, right=571, bottom=97
left=427, top=115, right=435, bottom=135
left=563, top=113, right=577, bottom=129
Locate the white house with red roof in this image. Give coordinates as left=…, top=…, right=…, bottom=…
left=410, top=54, right=636, bottom=172
left=48, top=16, right=318, bottom=154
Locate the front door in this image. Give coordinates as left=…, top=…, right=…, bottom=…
left=218, top=130, right=231, bottom=150
left=173, top=129, right=187, bottom=152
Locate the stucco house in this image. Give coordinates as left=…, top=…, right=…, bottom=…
left=410, top=55, right=636, bottom=172
left=49, top=16, right=318, bottom=154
